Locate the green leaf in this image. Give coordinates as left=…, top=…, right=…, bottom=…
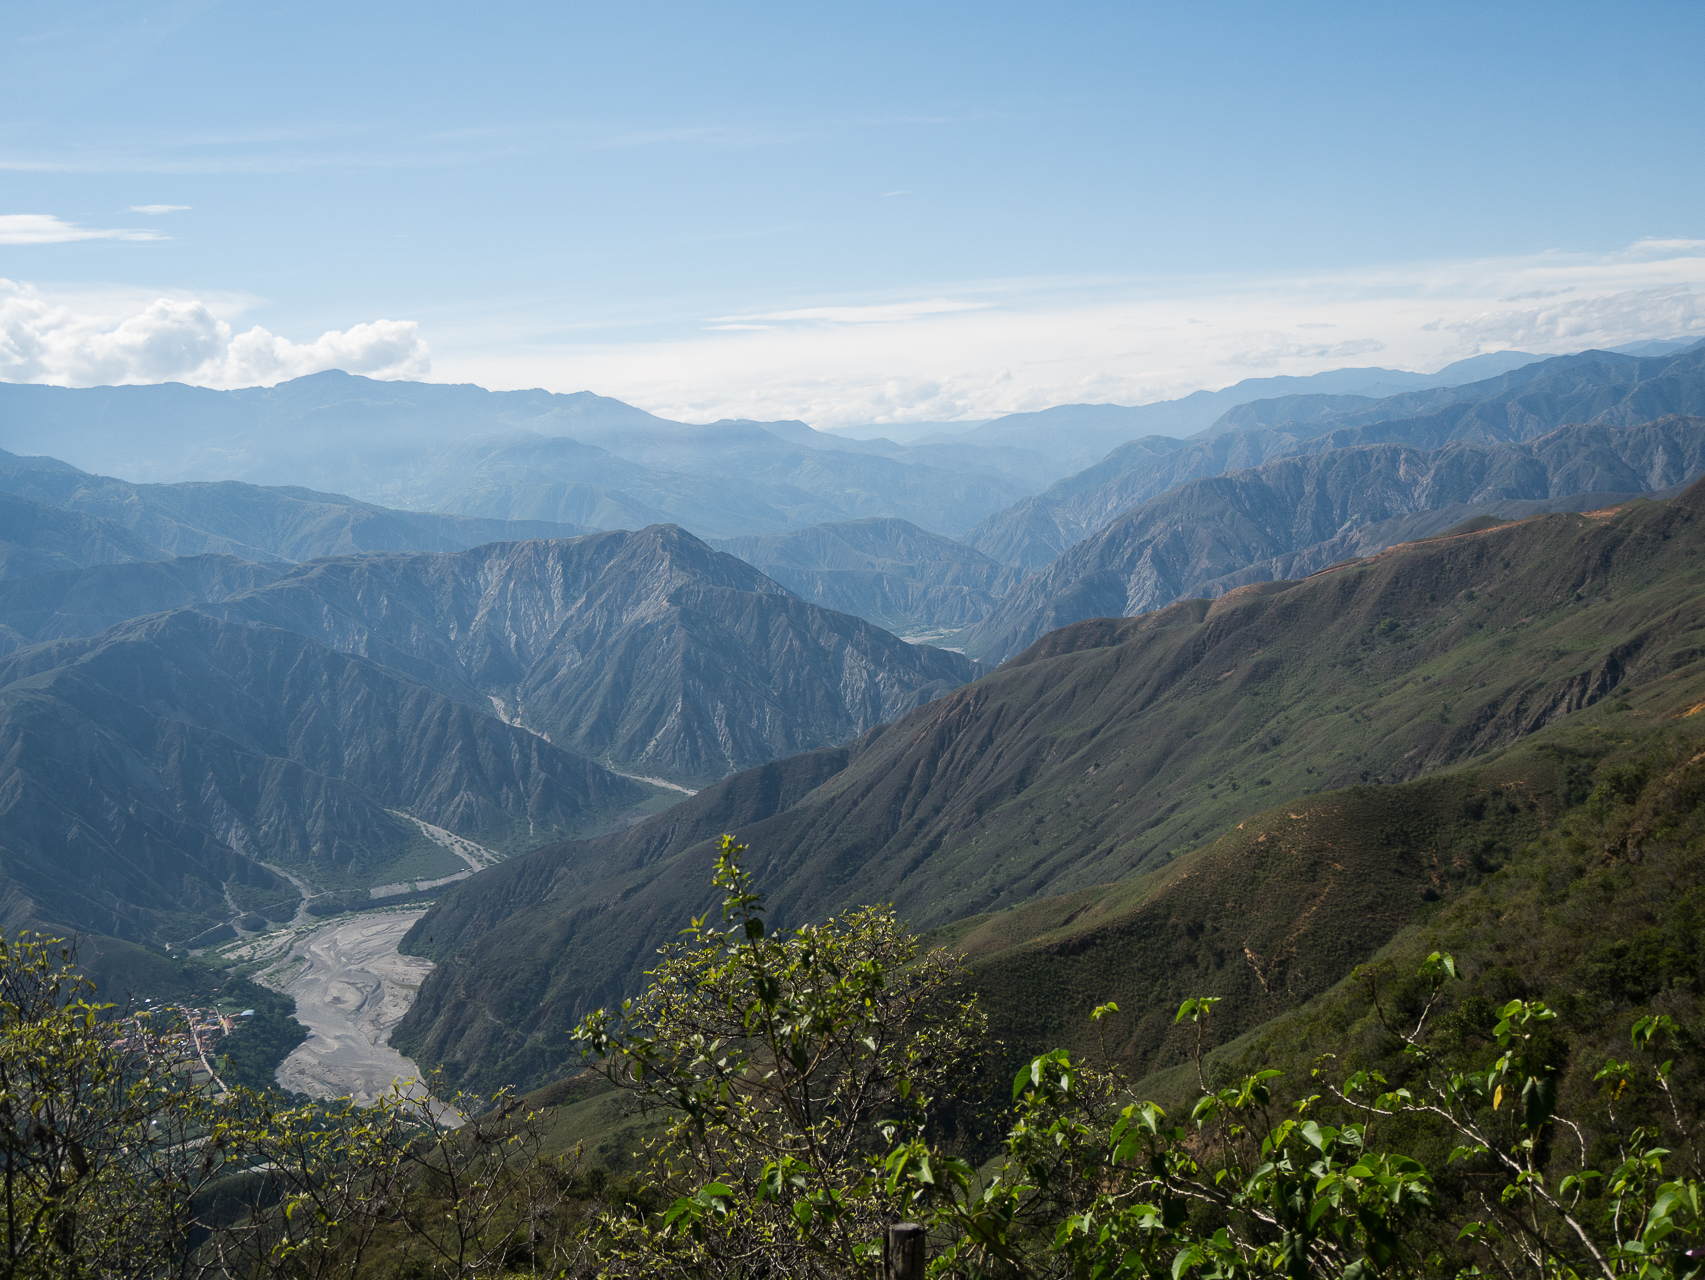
left=1172, top=1243, right=1206, bottom=1280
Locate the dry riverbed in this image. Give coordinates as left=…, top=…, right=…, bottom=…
left=254, top=909, right=455, bottom=1119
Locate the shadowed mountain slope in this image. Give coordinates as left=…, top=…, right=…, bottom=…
left=966, top=345, right=1705, bottom=569
left=0, top=450, right=592, bottom=564
left=0, top=610, right=645, bottom=948
left=0, top=489, right=171, bottom=579
left=392, top=480, right=1705, bottom=1091
left=203, top=525, right=977, bottom=785
left=966, top=416, right=1705, bottom=663
left=711, top=517, right=1022, bottom=637
left=0, top=555, right=284, bottom=655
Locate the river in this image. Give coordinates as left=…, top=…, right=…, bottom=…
left=256, top=909, right=458, bottom=1121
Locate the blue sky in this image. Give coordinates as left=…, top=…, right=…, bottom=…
left=3, top=0, right=1703, bottom=424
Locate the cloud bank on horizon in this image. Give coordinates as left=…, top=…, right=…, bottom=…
left=0, top=279, right=429, bottom=388
left=1, top=238, right=1700, bottom=422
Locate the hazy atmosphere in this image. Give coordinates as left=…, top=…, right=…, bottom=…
left=5, top=1, right=1702, bottom=423
left=6, top=6, right=1705, bottom=1276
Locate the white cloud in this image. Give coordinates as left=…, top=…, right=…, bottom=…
left=430, top=238, right=1705, bottom=428
left=224, top=318, right=432, bottom=385
left=6, top=238, right=1702, bottom=426
left=127, top=204, right=190, bottom=214
left=1220, top=336, right=1386, bottom=367
left=0, top=280, right=431, bottom=388
left=1437, top=284, right=1703, bottom=350
left=0, top=213, right=167, bottom=245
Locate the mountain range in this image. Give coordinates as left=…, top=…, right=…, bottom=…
left=913, top=350, right=1546, bottom=470
left=7, top=339, right=1705, bottom=1106
left=710, top=518, right=1022, bottom=639
left=0, top=350, right=1597, bottom=551
left=393, top=480, right=1705, bottom=1091
left=965, top=343, right=1705, bottom=570
left=200, top=525, right=976, bottom=784
left=0, top=376, right=1035, bottom=540
left=0, top=517, right=981, bottom=951
left=0, top=447, right=591, bottom=572
left=965, top=414, right=1705, bottom=662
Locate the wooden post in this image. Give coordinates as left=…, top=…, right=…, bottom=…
left=884, top=1221, right=926, bottom=1279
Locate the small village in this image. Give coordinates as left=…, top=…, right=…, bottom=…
left=108, top=1000, right=255, bottom=1092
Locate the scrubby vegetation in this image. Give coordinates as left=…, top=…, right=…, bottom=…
left=6, top=787, right=1698, bottom=1274
left=10, top=725, right=1705, bottom=1276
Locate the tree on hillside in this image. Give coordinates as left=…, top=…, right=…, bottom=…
left=0, top=934, right=215, bottom=1277
left=575, top=835, right=989, bottom=1279
left=580, top=839, right=1705, bottom=1280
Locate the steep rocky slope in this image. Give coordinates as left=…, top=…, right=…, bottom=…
left=0, top=610, right=645, bottom=947
left=205, top=525, right=977, bottom=785
left=966, top=416, right=1705, bottom=663
left=966, top=345, right=1705, bottom=569
left=393, top=480, right=1705, bottom=1090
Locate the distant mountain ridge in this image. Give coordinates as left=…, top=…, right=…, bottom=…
left=0, top=374, right=1034, bottom=540
left=965, top=344, right=1705, bottom=569
left=929, top=350, right=1545, bottom=468
left=418, top=428, right=1031, bottom=538
left=0, top=488, right=170, bottom=579
left=710, top=518, right=1022, bottom=638
left=0, top=555, right=283, bottom=655
left=965, top=415, right=1705, bottom=663
left=0, top=448, right=593, bottom=572
left=0, top=353, right=1561, bottom=547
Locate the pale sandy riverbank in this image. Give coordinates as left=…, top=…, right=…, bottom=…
left=257, top=910, right=454, bottom=1119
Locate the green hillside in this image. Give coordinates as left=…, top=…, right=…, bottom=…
left=927, top=698, right=1703, bottom=1084
left=503, top=678, right=1705, bottom=1178
left=395, top=481, right=1705, bottom=1093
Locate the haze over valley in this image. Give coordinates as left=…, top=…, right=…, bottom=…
left=6, top=13, right=1705, bottom=1270
left=4, top=338, right=1704, bottom=1038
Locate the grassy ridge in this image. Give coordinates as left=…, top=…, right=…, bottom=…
left=1133, top=719, right=1705, bottom=1229
left=929, top=748, right=1559, bottom=1084
left=529, top=700, right=1705, bottom=1176
left=396, top=485, right=1705, bottom=1092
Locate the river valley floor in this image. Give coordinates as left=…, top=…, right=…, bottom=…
left=253, top=910, right=444, bottom=1110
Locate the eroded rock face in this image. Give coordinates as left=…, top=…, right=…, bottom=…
left=967, top=417, right=1705, bottom=664
left=965, top=345, right=1705, bottom=575
left=208, top=524, right=978, bottom=785
left=0, top=608, right=648, bottom=945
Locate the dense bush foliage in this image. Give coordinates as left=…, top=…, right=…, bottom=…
left=571, top=839, right=1704, bottom=1280
left=6, top=771, right=1705, bottom=1277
